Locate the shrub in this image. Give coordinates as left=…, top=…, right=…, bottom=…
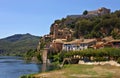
left=117, top=57, right=120, bottom=64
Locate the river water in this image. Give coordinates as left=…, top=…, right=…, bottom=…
left=0, top=56, right=52, bottom=78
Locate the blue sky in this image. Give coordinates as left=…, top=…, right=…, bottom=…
left=0, top=0, right=120, bottom=38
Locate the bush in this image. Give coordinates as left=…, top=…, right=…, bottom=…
left=93, top=57, right=108, bottom=62
left=117, top=57, right=120, bottom=64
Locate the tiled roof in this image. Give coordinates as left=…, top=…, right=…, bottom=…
left=64, top=39, right=82, bottom=44
left=110, top=40, right=120, bottom=42
left=102, top=36, right=113, bottom=41
left=53, top=39, right=67, bottom=43
left=80, top=39, right=96, bottom=44
left=63, top=39, right=96, bottom=44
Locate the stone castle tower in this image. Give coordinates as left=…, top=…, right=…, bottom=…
left=53, top=24, right=58, bottom=39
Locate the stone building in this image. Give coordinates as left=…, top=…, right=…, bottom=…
left=67, top=7, right=110, bottom=19
left=52, top=24, right=74, bottom=40
left=87, top=7, right=110, bottom=15
left=63, top=39, right=97, bottom=51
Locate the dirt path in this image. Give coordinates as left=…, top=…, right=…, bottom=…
left=34, top=70, right=66, bottom=78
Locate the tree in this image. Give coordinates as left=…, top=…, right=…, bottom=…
left=75, top=19, right=93, bottom=38
left=83, top=10, right=88, bottom=15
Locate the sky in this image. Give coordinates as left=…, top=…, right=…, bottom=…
left=0, top=0, right=120, bottom=38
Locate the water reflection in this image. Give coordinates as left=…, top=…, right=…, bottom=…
left=42, top=63, right=47, bottom=72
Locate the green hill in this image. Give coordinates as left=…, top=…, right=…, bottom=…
left=0, top=33, right=40, bottom=56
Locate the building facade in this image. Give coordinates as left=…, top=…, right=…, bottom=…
left=52, top=24, right=74, bottom=40
left=87, top=7, right=110, bottom=15
left=62, top=39, right=96, bottom=51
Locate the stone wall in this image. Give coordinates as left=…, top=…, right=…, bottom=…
left=42, top=48, right=48, bottom=64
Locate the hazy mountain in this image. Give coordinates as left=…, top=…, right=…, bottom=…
left=0, top=33, right=40, bottom=56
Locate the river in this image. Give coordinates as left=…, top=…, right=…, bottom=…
left=0, top=56, right=52, bottom=78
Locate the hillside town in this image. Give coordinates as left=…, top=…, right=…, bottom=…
left=41, top=23, right=120, bottom=53
left=36, top=7, right=120, bottom=65
left=23, top=7, right=120, bottom=78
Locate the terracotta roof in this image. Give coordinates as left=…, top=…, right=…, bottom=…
left=110, top=40, right=120, bottom=42
left=63, top=39, right=96, bottom=44
left=64, top=39, right=82, bottom=44
left=102, top=36, right=113, bottom=41
left=96, top=42, right=104, bottom=45
left=53, top=39, right=67, bottom=43
left=80, top=39, right=96, bottom=44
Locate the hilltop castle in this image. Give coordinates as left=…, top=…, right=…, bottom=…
left=67, top=7, right=110, bottom=18
left=44, top=7, right=110, bottom=41
left=87, top=7, right=110, bottom=15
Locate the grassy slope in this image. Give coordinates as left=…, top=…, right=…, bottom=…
left=34, top=64, right=120, bottom=78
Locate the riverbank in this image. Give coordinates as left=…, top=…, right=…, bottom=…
left=33, top=64, right=120, bottom=78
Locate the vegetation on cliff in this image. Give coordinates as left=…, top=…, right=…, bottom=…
left=50, top=10, right=120, bottom=39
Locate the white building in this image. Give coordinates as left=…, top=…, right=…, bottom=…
left=62, top=39, right=96, bottom=51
